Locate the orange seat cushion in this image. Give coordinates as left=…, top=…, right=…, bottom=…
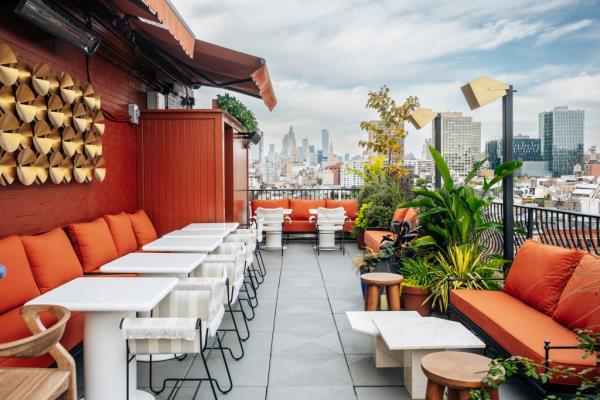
left=21, top=228, right=83, bottom=293
left=67, top=218, right=119, bottom=273
left=104, top=213, right=138, bottom=256
left=251, top=199, right=290, bottom=216
left=392, top=208, right=408, bottom=222
left=553, top=254, right=600, bottom=332
left=343, top=220, right=354, bottom=233
left=0, top=236, right=41, bottom=314
left=128, top=210, right=158, bottom=247
left=290, top=199, right=325, bottom=220
left=503, top=240, right=584, bottom=315
left=284, top=220, right=317, bottom=232
left=404, top=208, right=418, bottom=226
left=0, top=306, right=83, bottom=368
left=451, top=289, right=597, bottom=385
left=364, top=230, right=395, bottom=252
left=326, top=200, right=358, bottom=220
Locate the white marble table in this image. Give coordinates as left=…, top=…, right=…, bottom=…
left=373, top=316, right=485, bottom=399
left=183, top=222, right=239, bottom=233
left=100, top=252, right=206, bottom=277
left=142, top=236, right=222, bottom=253
left=27, top=277, right=178, bottom=400
left=164, top=229, right=230, bottom=240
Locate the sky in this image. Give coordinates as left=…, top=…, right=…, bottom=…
left=173, top=0, right=600, bottom=159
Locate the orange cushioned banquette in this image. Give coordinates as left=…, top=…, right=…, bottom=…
left=451, top=289, right=598, bottom=385
left=553, top=254, right=600, bottom=332
left=364, top=231, right=395, bottom=253
left=503, top=240, right=584, bottom=315
left=21, top=228, right=84, bottom=293
left=251, top=199, right=290, bottom=217
left=104, top=212, right=138, bottom=256
left=128, top=209, right=158, bottom=247
left=289, top=199, right=325, bottom=220
left=67, top=217, right=119, bottom=273
left=326, top=200, right=358, bottom=232
left=285, top=220, right=316, bottom=232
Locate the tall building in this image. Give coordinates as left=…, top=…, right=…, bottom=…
left=302, top=137, right=309, bottom=162
left=421, top=138, right=433, bottom=161
left=485, top=140, right=501, bottom=169
left=344, top=153, right=350, bottom=162
left=432, top=112, right=481, bottom=177
left=321, top=129, right=329, bottom=153
left=486, top=134, right=543, bottom=170
left=539, top=106, right=585, bottom=177
left=341, top=159, right=365, bottom=187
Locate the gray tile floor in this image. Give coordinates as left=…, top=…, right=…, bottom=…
left=75, top=241, right=538, bottom=399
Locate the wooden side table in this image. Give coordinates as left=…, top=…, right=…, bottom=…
left=421, top=351, right=499, bottom=400
left=360, top=272, right=403, bottom=311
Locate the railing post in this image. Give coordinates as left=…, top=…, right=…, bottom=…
left=526, top=206, right=534, bottom=239
left=502, top=86, right=514, bottom=262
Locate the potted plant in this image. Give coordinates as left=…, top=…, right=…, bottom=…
left=353, top=246, right=394, bottom=297
left=352, top=203, right=370, bottom=249
left=401, top=258, right=434, bottom=316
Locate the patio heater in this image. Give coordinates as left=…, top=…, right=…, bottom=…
left=408, top=108, right=441, bottom=187
left=461, top=76, right=514, bottom=262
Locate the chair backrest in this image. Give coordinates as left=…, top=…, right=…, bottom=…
left=0, top=305, right=70, bottom=358
left=256, top=207, right=285, bottom=224
left=317, top=207, right=346, bottom=224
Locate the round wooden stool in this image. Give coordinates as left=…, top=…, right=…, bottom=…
left=421, top=351, right=499, bottom=400
left=360, top=272, right=403, bottom=311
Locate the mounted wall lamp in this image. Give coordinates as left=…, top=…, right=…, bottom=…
left=15, top=0, right=101, bottom=55
left=239, top=131, right=262, bottom=145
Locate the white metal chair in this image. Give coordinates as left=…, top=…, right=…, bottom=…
left=255, top=207, right=290, bottom=254
left=310, top=207, right=348, bottom=254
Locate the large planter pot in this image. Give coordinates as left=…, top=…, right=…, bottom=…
left=401, top=285, right=432, bottom=316
left=355, top=232, right=365, bottom=249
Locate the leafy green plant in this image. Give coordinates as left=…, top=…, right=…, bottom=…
left=216, top=93, right=258, bottom=131
left=352, top=246, right=394, bottom=274
left=471, top=330, right=600, bottom=400
left=402, top=257, right=435, bottom=289
left=428, top=244, right=501, bottom=312
left=402, top=145, right=522, bottom=250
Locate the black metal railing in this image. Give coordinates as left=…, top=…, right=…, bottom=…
left=248, top=188, right=360, bottom=201
left=482, top=202, right=600, bottom=256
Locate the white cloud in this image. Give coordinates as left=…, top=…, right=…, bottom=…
left=536, top=19, right=594, bottom=45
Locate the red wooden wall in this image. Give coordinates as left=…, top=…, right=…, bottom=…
left=0, top=15, right=143, bottom=237
left=224, top=127, right=249, bottom=224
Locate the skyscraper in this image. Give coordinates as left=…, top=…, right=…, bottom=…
left=539, top=106, right=584, bottom=177
left=321, top=129, right=329, bottom=154
left=302, top=137, right=309, bottom=162
left=432, top=112, right=481, bottom=177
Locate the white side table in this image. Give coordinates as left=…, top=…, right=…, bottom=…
left=100, top=253, right=206, bottom=277
left=163, top=229, right=229, bottom=240
left=142, top=236, right=222, bottom=253
left=26, top=277, right=178, bottom=400
left=183, top=222, right=239, bottom=233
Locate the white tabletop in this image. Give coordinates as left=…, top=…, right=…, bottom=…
left=374, top=316, right=485, bottom=350
left=183, top=222, right=239, bottom=233
left=26, top=277, right=177, bottom=312
left=142, top=236, right=222, bottom=253
left=164, top=229, right=229, bottom=239
left=99, top=253, right=206, bottom=275
left=346, top=311, right=421, bottom=336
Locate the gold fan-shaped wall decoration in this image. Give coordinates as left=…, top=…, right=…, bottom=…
left=31, top=63, right=51, bottom=96
left=0, top=150, right=16, bottom=186
left=17, top=147, right=48, bottom=185
left=92, top=110, right=105, bottom=135
left=16, top=61, right=31, bottom=84
left=33, top=120, right=60, bottom=155
left=34, top=95, right=46, bottom=121
left=59, top=72, right=76, bottom=104
left=15, top=84, right=37, bottom=123
left=0, top=111, right=20, bottom=152
left=0, top=44, right=18, bottom=86
left=73, top=153, right=92, bottom=183
left=93, top=156, right=106, bottom=182
left=48, top=150, right=74, bottom=184
left=72, top=81, right=83, bottom=104
left=0, top=85, right=15, bottom=113
left=18, top=122, right=32, bottom=149
left=83, top=82, right=96, bottom=110
left=47, top=94, right=64, bottom=127
left=62, top=103, right=72, bottom=127
left=72, top=102, right=90, bottom=133
left=84, top=131, right=102, bottom=158
left=62, top=126, right=83, bottom=157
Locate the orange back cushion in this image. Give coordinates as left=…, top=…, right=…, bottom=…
left=392, top=208, right=409, bottom=222
left=67, top=218, right=119, bottom=273
left=0, top=236, right=41, bottom=313
left=104, top=213, right=138, bottom=256
left=503, top=240, right=584, bottom=315
left=21, top=228, right=83, bottom=293
left=290, top=199, right=326, bottom=220
left=128, top=210, right=158, bottom=247
left=404, top=208, right=418, bottom=226
left=251, top=199, right=290, bottom=216
left=553, top=254, right=600, bottom=332
left=326, top=200, right=358, bottom=219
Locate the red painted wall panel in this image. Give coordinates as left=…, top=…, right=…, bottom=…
left=0, top=16, right=143, bottom=237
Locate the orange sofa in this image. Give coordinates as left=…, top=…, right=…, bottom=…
left=364, top=207, right=417, bottom=252
left=251, top=198, right=358, bottom=233
left=0, top=210, right=157, bottom=368
left=450, top=240, right=600, bottom=394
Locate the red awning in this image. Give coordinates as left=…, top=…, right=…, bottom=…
left=132, top=18, right=277, bottom=110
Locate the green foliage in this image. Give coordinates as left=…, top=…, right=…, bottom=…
left=353, top=203, right=371, bottom=234
left=402, top=258, right=435, bottom=289
left=403, top=145, right=522, bottom=250
left=471, top=330, right=600, bottom=400
left=216, top=93, right=258, bottom=131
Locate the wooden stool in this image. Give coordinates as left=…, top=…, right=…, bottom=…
left=360, top=272, right=403, bottom=311
left=421, top=351, right=499, bottom=400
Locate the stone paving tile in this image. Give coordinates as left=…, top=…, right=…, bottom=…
left=274, top=312, right=337, bottom=332
left=269, top=354, right=353, bottom=386
left=347, top=354, right=403, bottom=386
left=267, top=386, right=357, bottom=400
left=271, top=330, right=343, bottom=355
left=276, top=297, right=332, bottom=314
left=355, top=386, right=410, bottom=400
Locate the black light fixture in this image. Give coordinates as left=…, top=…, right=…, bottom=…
left=15, top=0, right=101, bottom=55
left=240, top=131, right=262, bottom=145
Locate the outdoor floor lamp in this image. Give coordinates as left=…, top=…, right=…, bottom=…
left=408, top=108, right=440, bottom=187
left=461, top=75, right=514, bottom=262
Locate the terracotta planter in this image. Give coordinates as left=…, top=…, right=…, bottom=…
left=401, top=285, right=432, bottom=316
left=355, top=232, right=365, bottom=249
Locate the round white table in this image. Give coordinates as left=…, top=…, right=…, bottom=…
left=26, top=277, right=178, bottom=400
